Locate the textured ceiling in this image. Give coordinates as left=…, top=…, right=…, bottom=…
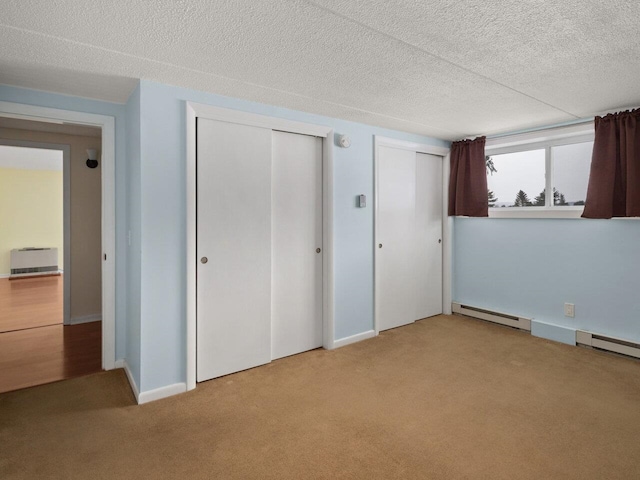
left=0, top=0, right=639, bottom=140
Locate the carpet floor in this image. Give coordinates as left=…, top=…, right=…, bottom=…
left=2, top=314, right=640, bottom=479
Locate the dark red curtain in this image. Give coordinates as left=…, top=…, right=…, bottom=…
left=448, top=136, right=488, bottom=217
left=582, top=109, right=640, bottom=218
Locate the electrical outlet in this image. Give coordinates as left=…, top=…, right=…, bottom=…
left=564, top=303, right=575, bottom=318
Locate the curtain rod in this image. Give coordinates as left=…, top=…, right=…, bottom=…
left=481, top=104, right=640, bottom=141
left=484, top=118, right=593, bottom=141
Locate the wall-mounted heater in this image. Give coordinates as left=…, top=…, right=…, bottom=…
left=10, top=248, right=59, bottom=278
left=576, top=330, right=640, bottom=360
left=452, top=302, right=532, bottom=331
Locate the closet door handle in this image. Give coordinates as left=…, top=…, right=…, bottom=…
left=201, top=257, right=208, bottom=264
left=316, top=248, right=321, bottom=253
left=378, top=243, right=383, bottom=249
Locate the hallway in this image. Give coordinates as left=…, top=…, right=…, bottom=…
left=0, top=276, right=101, bottom=393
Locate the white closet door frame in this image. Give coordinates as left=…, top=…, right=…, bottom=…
left=186, top=102, right=334, bottom=391
left=373, top=136, right=450, bottom=335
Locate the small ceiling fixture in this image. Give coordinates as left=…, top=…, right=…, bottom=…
left=86, top=148, right=99, bottom=168
left=337, top=134, right=351, bottom=148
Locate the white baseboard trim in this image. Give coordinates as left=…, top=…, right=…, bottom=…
left=138, top=383, right=187, bottom=404
left=115, top=359, right=186, bottom=404
left=116, top=359, right=140, bottom=404
left=333, top=329, right=376, bottom=349
left=68, top=313, right=102, bottom=325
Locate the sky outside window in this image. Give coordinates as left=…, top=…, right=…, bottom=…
left=487, top=149, right=545, bottom=207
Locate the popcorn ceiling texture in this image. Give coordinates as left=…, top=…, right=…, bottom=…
left=0, top=0, right=639, bottom=139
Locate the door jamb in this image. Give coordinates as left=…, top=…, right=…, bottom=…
left=0, top=101, right=117, bottom=370
left=373, top=136, right=450, bottom=335
left=186, top=102, right=334, bottom=391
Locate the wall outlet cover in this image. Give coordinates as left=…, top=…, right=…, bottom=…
left=564, top=303, right=575, bottom=318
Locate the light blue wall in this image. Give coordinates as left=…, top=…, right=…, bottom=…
left=125, top=83, right=141, bottom=387
left=454, top=218, right=640, bottom=343
left=0, top=85, right=129, bottom=360
left=137, top=80, right=448, bottom=392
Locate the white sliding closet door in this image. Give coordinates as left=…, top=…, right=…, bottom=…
left=377, top=146, right=417, bottom=331
left=197, top=118, right=272, bottom=382
left=376, top=146, right=442, bottom=332
left=271, top=131, right=323, bottom=360
left=415, top=153, right=443, bottom=319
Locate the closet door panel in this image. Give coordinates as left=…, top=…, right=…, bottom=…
left=376, top=146, right=417, bottom=331
left=197, top=118, right=272, bottom=382
left=271, top=131, right=323, bottom=360
left=415, top=152, right=443, bottom=319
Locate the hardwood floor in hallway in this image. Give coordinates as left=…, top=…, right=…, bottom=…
left=0, top=276, right=101, bottom=394
left=0, top=275, right=63, bottom=332
left=0, top=322, right=102, bottom=393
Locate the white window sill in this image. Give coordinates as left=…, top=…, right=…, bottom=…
left=488, top=207, right=584, bottom=219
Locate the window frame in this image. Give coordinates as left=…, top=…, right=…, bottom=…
left=485, top=123, right=594, bottom=219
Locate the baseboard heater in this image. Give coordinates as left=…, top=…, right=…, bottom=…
left=452, top=302, right=532, bottom=331
left=10, top=247, right=59, bottom=278
left=576, top=330, right=640, bottom=360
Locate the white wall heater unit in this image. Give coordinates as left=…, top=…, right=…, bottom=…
left=576, top=330, right=640, bottom=360
left=452, top=302, right=532, bottom=331
left=10, top=248, right=59, bottom=278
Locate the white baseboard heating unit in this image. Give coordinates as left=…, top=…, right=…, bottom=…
left=576, top=330, right=640, bottom=360
left=452, top=302, right=532, bottom=331
left=10, top=247, right=59, bottom=278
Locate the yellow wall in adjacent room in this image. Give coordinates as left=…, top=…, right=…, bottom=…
left=0, top=167, right=63, bottom=275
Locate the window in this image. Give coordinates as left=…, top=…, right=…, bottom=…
left=484, top=124, right=594, bottom=218
left=487, top=149, right=545, bottom=208
left=552, top=142, right=592, bottom=206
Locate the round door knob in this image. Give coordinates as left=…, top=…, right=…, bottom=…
left=378, top=243, right=383, bottom=248
left=438, top=239, right=442, bottom=244
left=201, top=257, right=208, bottom=264
left=316, top=248, right=321, bottom=253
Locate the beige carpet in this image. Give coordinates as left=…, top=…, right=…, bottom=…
left=2, top=315, right=640, bottom=479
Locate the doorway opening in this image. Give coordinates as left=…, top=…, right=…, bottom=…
left=0, top=113, right=110, bottom=393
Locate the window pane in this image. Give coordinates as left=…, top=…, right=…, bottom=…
left=486, top=149, right=545, bottom=208
left=552, top=142, right=592, bottom=206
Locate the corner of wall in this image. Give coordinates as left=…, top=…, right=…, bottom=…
left=115, top=359, right=140, bottom=404
left=124, top=80, right=143, bottom=389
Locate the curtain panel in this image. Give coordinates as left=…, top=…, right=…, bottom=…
left=448, top=136, right=488, bottom=217
left=582, top=108, right=640, bottom=218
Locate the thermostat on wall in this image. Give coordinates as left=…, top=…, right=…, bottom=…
left=358, top=194, right=366, bottom=208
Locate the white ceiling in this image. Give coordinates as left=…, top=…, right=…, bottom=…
left=0, top=145, right=63, bottom=171
left=0, top=0, right=639, bottom=140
